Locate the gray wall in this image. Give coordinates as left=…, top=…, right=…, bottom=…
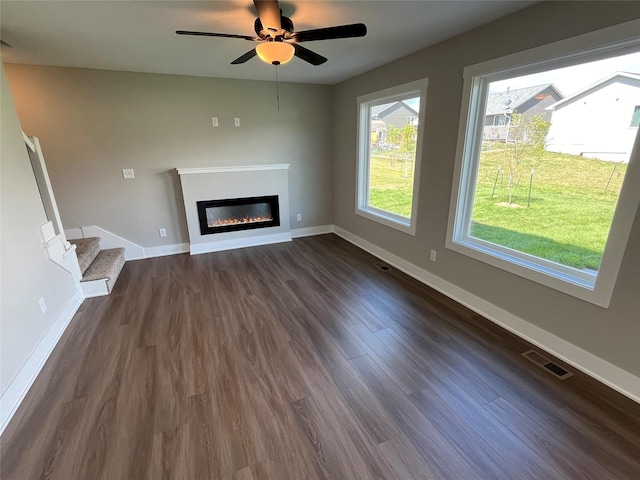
left=3, top=1, right=639, bottom=384
left=4, top=66, right=333, bottom=247
left=332, top=1, right=640, bottom=376
left=0, top=64, right=77, bottom=395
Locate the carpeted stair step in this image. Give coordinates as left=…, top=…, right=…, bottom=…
left=81, top=248, right=126, bottom=293
left=69, top=237, right=101, bottom=275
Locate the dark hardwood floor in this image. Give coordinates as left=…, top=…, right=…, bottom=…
left=1, top=234, right=639, bottom=479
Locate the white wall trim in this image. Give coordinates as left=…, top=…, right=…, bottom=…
left=81, top=226, right=145, bottom=260
left=291, top=225, right=335, bottom=238
left=333, top=225, right=640, bottom=403
left=27, top=136, right=66, bottom=238
left=66, top=226, right=145, bottom=260
left=66, top=227, right=189, bottom=260
left=143, top=243, right=190, bottom=258
left=176, top=164, right=290, bottom=175
left=0, top=288, right=83, bottom=435
left=190, top=232, right=292, bottom=255
left=22, top=130, right=35, bottom=151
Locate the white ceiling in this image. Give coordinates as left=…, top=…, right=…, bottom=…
left=0, top=1, right=537, bottom=85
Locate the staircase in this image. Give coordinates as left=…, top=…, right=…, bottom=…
left=69, top=237, right=125, bottom=297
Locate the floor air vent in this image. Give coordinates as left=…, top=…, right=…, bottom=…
left=373, top=262, right=391, bottom=271
left=522, top=350, right=573, bottom=380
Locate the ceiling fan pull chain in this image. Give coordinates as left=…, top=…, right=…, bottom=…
left=275, top=64, right=281, bottom=111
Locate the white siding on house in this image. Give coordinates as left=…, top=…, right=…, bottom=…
left=546, top=75, right=640, bottom=162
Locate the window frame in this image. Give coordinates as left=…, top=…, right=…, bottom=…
left=493, top=114, right=508, bottom=127
left=446, top=19, right=640, bottom=307
left=356, top=79, right=429, bottom=235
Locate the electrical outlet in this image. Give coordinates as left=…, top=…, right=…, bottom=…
left=211, top=117, right=219, bottom=127
left=296, top=213, right=302, bottom=222
left=159, top=228, right=167, bottom=237
left=234, top=117, right=240, bottom=127
left=122, top=168, right=135, bottom=179
left=38, top=297, right=47, bottom=314
left=430, top=250, right=437, bottom=262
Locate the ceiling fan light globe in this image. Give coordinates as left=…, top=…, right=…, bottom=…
left=256, top=41, right=294, bottom=65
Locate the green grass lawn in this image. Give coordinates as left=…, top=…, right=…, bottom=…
left=368, top=146, right=627, bottom=271
left=368, top=154, right=415, bottom=217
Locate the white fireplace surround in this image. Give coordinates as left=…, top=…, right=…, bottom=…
left=177, top=164, right=291, bottom=254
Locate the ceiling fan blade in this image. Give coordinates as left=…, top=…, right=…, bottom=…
left=291, top=23, right=367, bottom=43
left=176, top=30, right=258, bottom=41
left=253, top=0, right=282, bottom=37
left=231, top=49, right=258, bottom=64
left=292, top=44, right=327, bottom=66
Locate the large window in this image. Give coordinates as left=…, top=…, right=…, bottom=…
left=447, top=20, right=640, bottom=307
left=357, top=79, right=428, bottom=234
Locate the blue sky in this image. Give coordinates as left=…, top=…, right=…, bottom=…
left=386, top=50, right=639, bottom=113
left=489, top=51, right=640, bottom=97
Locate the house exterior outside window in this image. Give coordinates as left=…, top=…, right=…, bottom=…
left=446, top=22, right=640, bottom=307
left=356, top=79, right=428, bottom=235
left=631, top=105, right=640, bottom=127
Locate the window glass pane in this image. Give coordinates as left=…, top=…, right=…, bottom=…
left=366, top=96, right=420, bottom=218
left=471, top=52, right=639, bottom=272
left=631, top=105, right=640, bottom=127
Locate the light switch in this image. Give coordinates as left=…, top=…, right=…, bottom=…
left=122, top=169, right=135, bottom=179
left=234, top=117, right=240, bottom=127
left=212, top=117, right=219, bottom=127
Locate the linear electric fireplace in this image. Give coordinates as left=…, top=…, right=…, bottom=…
left=177, top=164, right=291, bottom=255
left=197, top=195, right=280, bottom=235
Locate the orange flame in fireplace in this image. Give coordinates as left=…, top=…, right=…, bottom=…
left=209, top=215, right=273, bottom=228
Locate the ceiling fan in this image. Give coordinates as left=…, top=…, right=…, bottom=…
left=176, top=0, right=367, bottom=66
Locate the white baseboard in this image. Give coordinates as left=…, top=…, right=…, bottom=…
left=143, top=243, right=190, bottom=258
left=291, top=225, right=335, bottom=238
left=0, top=289, right=83, bottom=435
left=333, top=226, right=640, bottom=403
left=190, top=232, right=292, bottom=255
left=67, top=224, right=332, bottom=260
left=80, top=226, right=145, bottom=260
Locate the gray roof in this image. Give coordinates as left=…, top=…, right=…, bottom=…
left=371, top=105, right=387, bottom=117
left=485, top=84, right=554, bottom=116
left=371, top=101, right=418, bottom=119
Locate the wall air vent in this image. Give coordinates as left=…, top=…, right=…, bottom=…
left=522, top=350, right=573, bottom=380
left=373, top=262, right=391, bottom=271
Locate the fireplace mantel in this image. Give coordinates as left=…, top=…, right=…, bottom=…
left=177, top=164, right=290, bottom=175
left=177, top=164, right=291, bottom=254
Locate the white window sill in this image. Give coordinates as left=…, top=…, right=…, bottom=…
left=356, top=207, right=416, bottom=236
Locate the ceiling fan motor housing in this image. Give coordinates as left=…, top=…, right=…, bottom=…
left=280, top=16, right=294, bottom=38
left=254, top=14, right=294, bottom=39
